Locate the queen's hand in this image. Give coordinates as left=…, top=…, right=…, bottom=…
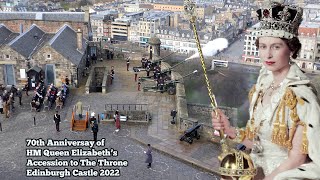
left=211, top=109, right=236, bottom=138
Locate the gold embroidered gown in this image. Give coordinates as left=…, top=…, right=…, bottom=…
left=246, top=63, right=320, bottom=179
left=250, top=90, right=288, bottom=177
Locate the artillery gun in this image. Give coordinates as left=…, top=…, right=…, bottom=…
left=142, top=70, right=198, bottom=95
left=138, top=58, right=191, bottom=83
left=132, top=51, right=176, bottom=72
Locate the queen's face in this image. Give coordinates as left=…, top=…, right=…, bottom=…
left=258, top=37, right=291, bottom=73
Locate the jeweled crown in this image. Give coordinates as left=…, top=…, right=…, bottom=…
left=256, top=1, right=303, bottom=39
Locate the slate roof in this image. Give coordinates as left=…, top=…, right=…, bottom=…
left=0, top=12, right=85, bottom=22
left=49, top=24, right=86, bottom=66
left=9, top=24, right=54, bottom=58
left=0, top=24, right=19, bottom=47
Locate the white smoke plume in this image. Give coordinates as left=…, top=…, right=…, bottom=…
left=185, top=38, right=229, bottom=60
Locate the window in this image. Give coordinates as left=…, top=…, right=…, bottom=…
left=5, top=54, right=10, bottom=59
left=47, top=54, right=51, bottom=59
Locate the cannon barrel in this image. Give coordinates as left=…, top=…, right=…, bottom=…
left=160, top=57, right=191, bottom=75
left=169, top=70, right=198, bottom=83
left=138, top=76, right=156, bottom=82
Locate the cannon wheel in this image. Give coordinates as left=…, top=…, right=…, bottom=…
left=187, top=137, right=193, bottom=144
left=196, top=134, right=200, bottom=140
left=167, top=86, right=176, bottom=95
left=179, top=135, right=185, bottom=141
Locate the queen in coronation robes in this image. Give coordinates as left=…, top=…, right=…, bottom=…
left=212, top=1, right=320, bottom=179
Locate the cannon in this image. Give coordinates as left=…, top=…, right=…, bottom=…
left=179, top=124, right=202, bottom=144
left=142, top=70, right=197, bottom=95
left=133, top=51, right=176, bottom=72
left=142, top=79, right=178, bottom=95
left=138, top=58, right=191, bottom=83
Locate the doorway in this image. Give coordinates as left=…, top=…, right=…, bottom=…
left=4, top=64, right=16, bottom=85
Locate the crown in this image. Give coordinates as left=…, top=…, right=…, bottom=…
left=255, top=1, right=303, bottom=39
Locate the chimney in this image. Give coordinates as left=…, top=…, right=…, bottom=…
left=84, top=6, right=90, bottom=23
left=20, top=24, right=23, bottom=34
left=76, top=28, right=83, bottom=51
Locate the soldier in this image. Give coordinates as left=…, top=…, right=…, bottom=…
left=126, top=57, right=130, bottom=71
left=0, top=96, right=3, bottom=114
left=90, top=112, right=96, bottom=126
left=53, top=111, right=61, bottom=132
left=134, top=72, right=138, bottom=82
left=141, top=57, right=146, bottom=68
left=170, top=110, right=177, bottom=124
left=110, top=51, right=114, bottom=59
left=111, top=66, right=115, bottom=76
left=10, top=85, right=17, bottom=95
left=65, top=76, right=70, bottom=86
left=114, top=110, right=121, bottom=132
left=146, top=65, right=151, bottom=77
left=16, top=88, right=22, bottom=106
left=110, top=66, right=115, bottom=85
left=92, top=53, right=97, bottom=64
left=92, top=123, right=99, bottom=142
left=158, top=76, right=165, bottom=93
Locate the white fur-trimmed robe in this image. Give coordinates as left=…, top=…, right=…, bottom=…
left=248, top=63, right=320, bottom=179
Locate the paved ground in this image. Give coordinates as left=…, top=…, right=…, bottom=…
left=0, top=59, right=222, bottom=180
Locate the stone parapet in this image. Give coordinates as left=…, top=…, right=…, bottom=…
left=187, top=103, right=238, bottom=127
left=102, top=67, right=109, bottom=94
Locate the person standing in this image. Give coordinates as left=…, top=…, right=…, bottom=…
left=110, top=66, right=115, bottom=85
left=144, top=144, right=152, bottom=168
left=111, top=66, right=115, bottom=76
left=53, top=111, right=61, bottom=132
left=90, top=112, right=97, bottom=126
left=0, top=96, right=3, bottom=114
left=16, top=88, right=22, bottom=106
left=114, top=110, right=121, bottom=132
left=134, top=72, right=138, bottom=82
left=126, top=57, right=130, bottom=71
left=146, top=65, right=151, bottom=77
left=92, top=53, right=97, bottom=64
left=92, top=123, right=99, bottom=142
left=65, top=76, right=70, bottom=86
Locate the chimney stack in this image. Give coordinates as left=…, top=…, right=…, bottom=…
left=76, top=28, right=83, bottom=51
left=20, top=24, right=23, bottom=34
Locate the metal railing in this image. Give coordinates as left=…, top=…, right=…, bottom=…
left=104, top=104, right=148, bottom=111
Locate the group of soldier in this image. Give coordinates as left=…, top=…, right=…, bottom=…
left=139, top=57, right=167, bottom=92
left=0, top=84, right=22, bottom=118
left=32, top=77, right=70, bottom=112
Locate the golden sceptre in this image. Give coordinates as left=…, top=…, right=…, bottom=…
left=183, top=0, right=256, bottom=179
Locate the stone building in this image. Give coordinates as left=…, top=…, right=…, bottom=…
left=32, top=25, right=88, bottom=87
left=0, top=24, right=54, bottom=88
left=0, top=24, right=88, bottom=88
left=155, top=26, right=210, bottom=54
